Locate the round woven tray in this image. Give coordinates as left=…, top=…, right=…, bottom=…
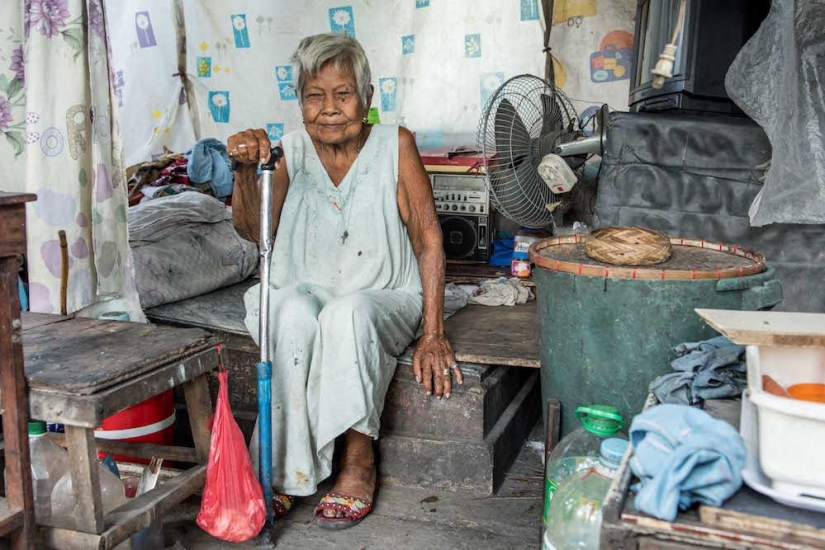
left=584, top=227, right=672, bottom=266
left=529, top=234, right=766, bottom=280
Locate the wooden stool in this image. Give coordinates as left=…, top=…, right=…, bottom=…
left=21, top=314, right=221, bottom=549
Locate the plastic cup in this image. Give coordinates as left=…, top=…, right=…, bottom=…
left=788, top=383, right=825, bottom=404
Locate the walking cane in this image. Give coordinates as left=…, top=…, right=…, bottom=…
left=256, top=146, right=283, bottom=526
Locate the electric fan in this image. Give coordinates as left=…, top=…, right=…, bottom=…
left=477, top=74, right=608, bottom=228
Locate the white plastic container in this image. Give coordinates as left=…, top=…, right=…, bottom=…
left=26, top=420, right=69, bottom=524
left=746, top=345, right=825, bottom=391
left=694, top=309, right=825, bottom=501
left=51, top=464, right=128, bottom=529
left=748, top=388, right=825, bottom=499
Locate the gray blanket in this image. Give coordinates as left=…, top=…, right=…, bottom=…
left=129, top=192, right=258, bottom=309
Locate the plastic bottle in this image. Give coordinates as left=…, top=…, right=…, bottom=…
left=543, top=438, right=629, bottom=550
left=542, top=405, right=625, bottom=527
left=51, top=461, right=128, bottom=528
left=25, top=420, right=69, bottom=524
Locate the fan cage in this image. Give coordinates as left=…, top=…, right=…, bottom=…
left=477, top=74, right=579, bottom=228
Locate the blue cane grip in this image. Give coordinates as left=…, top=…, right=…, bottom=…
left=256, top=361, right=273, bottom=524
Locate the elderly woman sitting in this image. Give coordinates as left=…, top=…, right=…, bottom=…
left=229, top=33, right=461, bottom=529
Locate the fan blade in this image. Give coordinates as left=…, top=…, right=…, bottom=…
left=494, top=98, right=532, bottom=167
left=489, top=157, right=556, bottom=228
left=537, top=94, right=566, bottom=158
left=540, top=93, right=562, bottom=136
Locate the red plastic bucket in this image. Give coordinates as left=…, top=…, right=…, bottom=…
left=96, top=390, right=175, bottom=464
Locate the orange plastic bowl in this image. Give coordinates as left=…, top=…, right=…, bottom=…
left=788, top=383, right=825, bottom=404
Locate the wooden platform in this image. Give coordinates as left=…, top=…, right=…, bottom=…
left=146, top=278, right=542, bottom=495
left=146, top=279, right=540, bottom=369
left=445, top=261, right=535, bottom=287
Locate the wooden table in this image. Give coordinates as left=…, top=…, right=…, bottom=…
left=601, top=397, right=825, bottom=549
left=21, top=313, right=222, bottom=549
left=0, top=192, right=37, bottom=549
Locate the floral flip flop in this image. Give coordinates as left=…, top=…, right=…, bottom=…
left=273, top=494, right=296, bottom=520
left=313, top=491, right=373, bottom=530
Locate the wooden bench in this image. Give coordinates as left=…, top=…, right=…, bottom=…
left=21, top=314, right=222, bottom=550
left=146, top=279, right=542, bottom=495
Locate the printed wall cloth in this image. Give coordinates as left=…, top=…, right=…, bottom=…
left=106, top=0, right=635, bottom=165
left=0, top=0, right=143, bottom=320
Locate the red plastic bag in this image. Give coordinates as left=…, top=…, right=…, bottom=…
left=196, top=370, right=266, bottom=542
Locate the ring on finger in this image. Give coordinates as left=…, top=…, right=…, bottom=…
left=442, top=368, right=450, bottom=376
left=237, top=143, right=247, bottom=148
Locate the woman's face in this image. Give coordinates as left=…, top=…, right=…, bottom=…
left=301, top=63, right=366, bottom=146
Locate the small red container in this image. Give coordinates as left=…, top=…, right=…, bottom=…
left=96, top=390, right=175, bottom=464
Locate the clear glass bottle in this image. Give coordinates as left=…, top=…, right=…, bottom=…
left=543, top=438, right=629, bottom=550
left=25, top=420, right=69, bottom=524
left=543, top=405, right=625, bottom=527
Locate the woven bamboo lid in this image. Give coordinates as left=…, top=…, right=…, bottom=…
left=529, top=234, right=766, bottom=280
left=584, top=227, right=672, bottom=266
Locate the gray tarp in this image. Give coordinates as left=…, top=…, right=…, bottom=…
left=725, top=0, right=825, bottom=226
left=594, top=111, right=825, bottom=313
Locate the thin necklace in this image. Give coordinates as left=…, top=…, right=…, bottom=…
left=322, top=126, right=365, bottom=245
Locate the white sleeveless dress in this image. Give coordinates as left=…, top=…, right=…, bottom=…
left=243, top=124, right=423, bottom=496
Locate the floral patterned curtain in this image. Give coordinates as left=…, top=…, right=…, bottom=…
left=0, top=0, right=143, bottom=320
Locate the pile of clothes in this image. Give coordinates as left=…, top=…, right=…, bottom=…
left=126, top=138, right=233, bottom=206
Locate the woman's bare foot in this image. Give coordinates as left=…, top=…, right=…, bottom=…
left=322, top=429, right=376, bottom=518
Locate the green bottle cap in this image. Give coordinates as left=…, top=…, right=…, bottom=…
left=575, top=405, right=624, bottom=436
left=28, top=420, right=47, bottom=435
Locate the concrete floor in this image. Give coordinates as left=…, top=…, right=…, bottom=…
left=161, top=428, right=545, bottom=549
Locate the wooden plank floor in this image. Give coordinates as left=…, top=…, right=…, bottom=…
left=161, top=427, right=546, bottom=549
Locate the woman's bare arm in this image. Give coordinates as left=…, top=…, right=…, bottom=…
left=397, top=127, right=462, bottom=399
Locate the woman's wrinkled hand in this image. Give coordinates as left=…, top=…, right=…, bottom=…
left=227, top=128, right=273, bottom=166
left=412, top=333, right=463, bottom=399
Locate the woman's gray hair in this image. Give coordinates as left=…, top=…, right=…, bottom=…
left=291, top=33, right=372, bottom=109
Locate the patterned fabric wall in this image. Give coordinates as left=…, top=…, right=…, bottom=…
left=0, top=0, right=143, bottom=319
left=107, top=0, right=635, bottom=165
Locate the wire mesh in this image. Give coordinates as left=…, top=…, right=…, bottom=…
left=477, top=74, right=578, bottom=228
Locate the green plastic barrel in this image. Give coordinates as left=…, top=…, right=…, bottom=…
left=531, top=236, right=783, bottom=437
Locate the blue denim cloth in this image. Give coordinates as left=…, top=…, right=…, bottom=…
left=629, top=404, right=745, bottom=521
left=185, top=138, right=233, bottom=200
left=649, top=336, right=746, bottom=405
